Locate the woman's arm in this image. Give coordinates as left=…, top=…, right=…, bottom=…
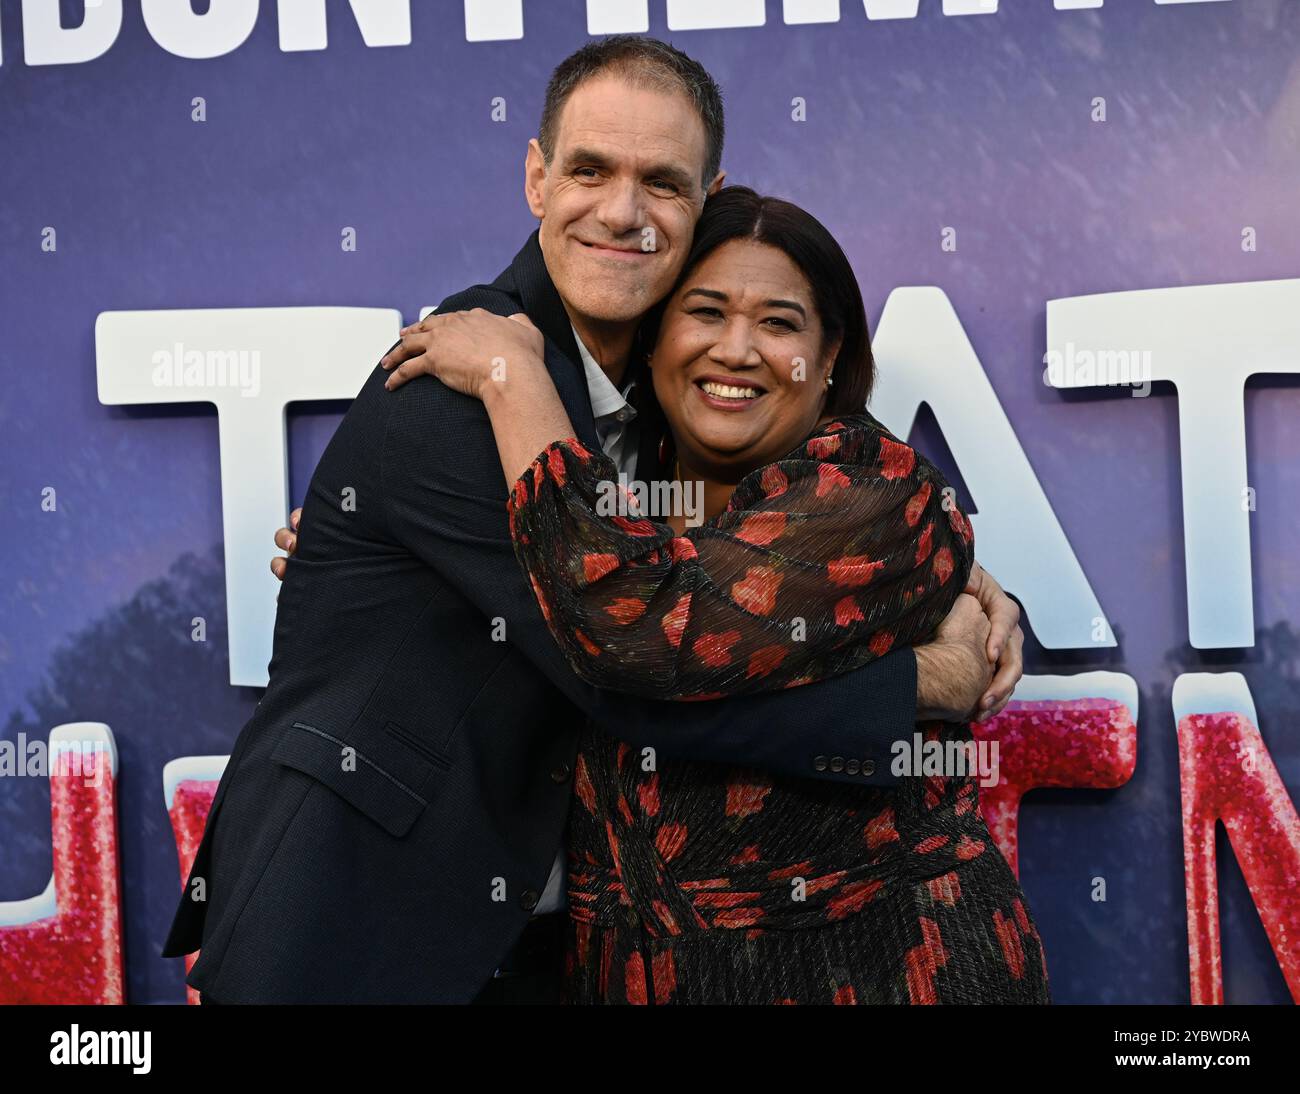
left=378, top=340, right=926, bottom=785
left=507, top=414, right=975, bottom=700
left=379, top=305, right=977, bottom=706
left=479, top=353, right=582, bottom=487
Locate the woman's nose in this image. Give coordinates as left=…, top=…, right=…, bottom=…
left=707, top=322, right=762, bottom=368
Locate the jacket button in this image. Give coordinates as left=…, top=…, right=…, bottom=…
left=519, top=889, right=539, bottom=911
left=830, top=756, right=845, bottom=773
left=861, top=759, right=876, bottom=777
left=845, top=759, right=860, bottom=775
left=813, top=755, right=828, bottom=772
left=550, top=762, right=571, bottom=784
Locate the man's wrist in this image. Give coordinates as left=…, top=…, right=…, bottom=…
left=914, top=643, right=940, bottom=720
left=915, top=642, right=959, bottom=722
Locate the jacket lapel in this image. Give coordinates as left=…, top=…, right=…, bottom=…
left=489, top=230, right=606, bottom=451
left=496, top=230, right=585, bottom=368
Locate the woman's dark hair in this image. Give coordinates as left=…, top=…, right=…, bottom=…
left=638, top=185, right=875, bottom=416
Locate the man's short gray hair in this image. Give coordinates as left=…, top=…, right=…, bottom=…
left=538, top=35, right=725, bottom=189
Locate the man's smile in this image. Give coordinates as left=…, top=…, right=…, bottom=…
left=578, top=239, right=656, bottom=260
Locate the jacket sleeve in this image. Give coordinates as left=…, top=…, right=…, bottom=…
left=506, top=417, right=974, bottom=700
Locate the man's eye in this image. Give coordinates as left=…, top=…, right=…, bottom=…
left=574, top=167, right=600, bottom=179
left=649, top=179, right=678, bottom=193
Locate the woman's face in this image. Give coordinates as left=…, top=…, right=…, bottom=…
left=650, top=239, right=841, bottom=482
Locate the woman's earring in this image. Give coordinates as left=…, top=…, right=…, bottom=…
left=825, top=374, right=834, bottom=388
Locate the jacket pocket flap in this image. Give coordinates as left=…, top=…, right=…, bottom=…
left=271, top=721, right=433, bottom=837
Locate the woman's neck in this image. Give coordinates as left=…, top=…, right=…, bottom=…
left=664, top=413, right=839, bottom=535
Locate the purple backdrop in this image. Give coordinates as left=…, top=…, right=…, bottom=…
left=1, top=0, right=1298, bottom=1003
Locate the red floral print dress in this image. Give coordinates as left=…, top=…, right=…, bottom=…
left=507, top=413, right=1050, bottom=1004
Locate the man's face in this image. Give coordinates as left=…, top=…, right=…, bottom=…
left=526, top=74, right=721, bottom=326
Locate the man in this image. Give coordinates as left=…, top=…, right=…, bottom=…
left=164, top=35, right=1023, bottom=1004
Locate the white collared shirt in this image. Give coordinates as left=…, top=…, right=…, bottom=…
left=573, top=323, right=639, bottom=480
left=533, top=325, right=639, bottom=916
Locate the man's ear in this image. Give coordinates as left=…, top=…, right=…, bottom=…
left=705, top=168, right=726, bottom=196
left=524, top=138, right=548, bottom=220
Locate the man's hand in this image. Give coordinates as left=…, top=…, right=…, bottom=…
left=914, top=593, right=995, bottom=723
left=270, top=507, right=301, bottom=582
left=963, top=560, right=1024, bottom=720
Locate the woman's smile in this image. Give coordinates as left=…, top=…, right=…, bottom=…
left=651, top=238, right=838, bottom=472
left=693, top=374, right=768, bottom=411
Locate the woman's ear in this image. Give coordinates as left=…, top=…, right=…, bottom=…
left=821, top=335, right=843, bottom=384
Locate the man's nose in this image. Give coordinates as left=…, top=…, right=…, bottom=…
left=594, top=178, right=645, bottom=239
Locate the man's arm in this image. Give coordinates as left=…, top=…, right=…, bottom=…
left=274, top=503, right=1005, bottom=730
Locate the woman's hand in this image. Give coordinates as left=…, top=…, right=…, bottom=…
left=381, top=309, right=544, bottom=400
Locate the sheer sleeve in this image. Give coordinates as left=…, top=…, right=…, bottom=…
left=506, top=414, right=974, bottom=700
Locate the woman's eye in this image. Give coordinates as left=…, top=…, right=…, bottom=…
left=765, top=317, right=796, bottom=330
left=690, top=307, right=722, bottom=319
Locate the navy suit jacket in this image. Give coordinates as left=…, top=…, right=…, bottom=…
left=161, top=230, right=918, bottom=1002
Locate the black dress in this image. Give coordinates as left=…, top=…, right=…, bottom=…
left=507, top=413, right=1051, bottom=1004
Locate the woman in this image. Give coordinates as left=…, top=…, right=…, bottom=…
left=385, top=186, right=1050, bottom=1005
